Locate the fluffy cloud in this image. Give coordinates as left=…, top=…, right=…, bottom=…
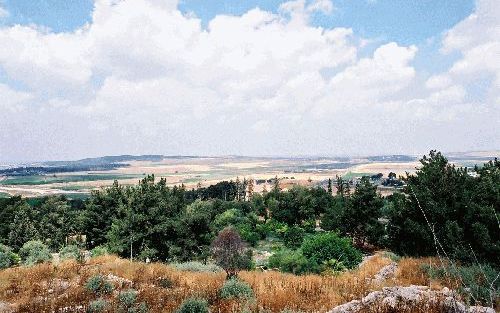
left=0, top=0, right=498, bottom=161
left=0, top=83, right=32, bottom=111
left=432, top=0, right=500, bottom=105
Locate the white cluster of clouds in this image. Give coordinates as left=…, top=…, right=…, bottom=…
left=0, top=0, right=498, bottom=161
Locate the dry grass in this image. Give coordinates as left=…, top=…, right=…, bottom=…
left=0, top=253, right=471, bottom=313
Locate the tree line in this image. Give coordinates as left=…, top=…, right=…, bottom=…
left=0, top=151, right=498, bottom=268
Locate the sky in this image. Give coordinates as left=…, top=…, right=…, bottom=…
left=0, top=0, right=498, bottom=162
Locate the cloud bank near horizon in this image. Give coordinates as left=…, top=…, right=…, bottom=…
left=0, top=0, right=498, bottom=162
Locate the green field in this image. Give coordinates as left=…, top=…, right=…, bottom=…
left=342, top=172, right=373, bottom=179
left=0, top=174, right=145, bottom=186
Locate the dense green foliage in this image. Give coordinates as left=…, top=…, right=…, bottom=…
left=0, top=244, right=19, bottom=269
left=90, top=245, right=108, bottom=258
left=18, top=240, right=52, bottom=266
left=301, top=232, right=362, bottom=269
left=386, top=151, right=499, bottom=264
left=268, top=249, right=314, bottom=275
left=59, top=245, right=81, bottom=260
left=268, top=232, right=362, bottom=274
left=282, top=225, right=306, bottom=249
left=321, top=177, right=384, bottom=246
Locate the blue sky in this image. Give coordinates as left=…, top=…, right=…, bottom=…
left=0, top=0, right=498, bottom=161
left=2, top=0, right=474, bottom=44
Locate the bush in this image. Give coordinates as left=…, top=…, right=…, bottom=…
left=157, top=277, right=175, bottom=289
left=128, top=302, right=148, bottom=313
left=90, top=246, right=108, bottom=258
left=219, top=278, right=254, bottom=300
left=268, top=249, right=316, bottom=275
left=175, top=297, right=209, bottom=313
left=422, top=263, right=499, bottom=307
left=282, top=226, right=305, bottom=249
left=301, top=232, right=362, bottom=269
left=18, top=240, right=52, bottom=266
left=138, top=247, right=158, bottom=262
left=171, top=261, right=222, bottom=273
left=118, top=289, right=138, bottom=308
left=85, top=275, right=114, bottom=295
left=59, top=245, right=81, bottom=261
left=0, top=244, right=19, bottom=269
left=87, top=298, right=108, bottom=313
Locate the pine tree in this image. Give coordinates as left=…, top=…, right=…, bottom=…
left=247, top=178, right=254, bottom=201
left=235, top=177, right=241, bottom=201
left=272, top=175, right=280, bottom=193
left=8, top=203, right=39, bottom=251
left=241, top=178, right=248, bottom=201
left=327, top=178, right=332, bottom=194
left=336, top=175, right=345, bottom=197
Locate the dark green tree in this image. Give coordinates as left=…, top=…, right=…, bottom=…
left=8, top=203, right=39, bottom=251
left=386, top=151, right=499, bottom=264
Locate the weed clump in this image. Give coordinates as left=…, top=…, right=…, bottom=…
left=118, top=289, right=148, bottom=313
left=220, top=278, right=254, bottom=300
left=59, top=245, right=81, bottom=261
left=175, top=297, right=209, bottom=313
left=85, top=274, right=114, bottom=296
left=87, top=298, right=108, bottom=313
left=171, top=261, right=222, bottom=273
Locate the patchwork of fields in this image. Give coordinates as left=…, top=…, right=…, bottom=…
left=0, top=152, right=496, bottom=198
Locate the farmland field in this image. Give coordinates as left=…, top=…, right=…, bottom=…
left=0, top=152, right=497, bottom=198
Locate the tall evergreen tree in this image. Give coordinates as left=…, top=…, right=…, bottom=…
left=8, top=203, right=39, bottom=251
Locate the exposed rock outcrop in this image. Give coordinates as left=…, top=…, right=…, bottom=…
left=328, top=285, right=495, bottom=313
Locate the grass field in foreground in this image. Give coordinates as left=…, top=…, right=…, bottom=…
left=0, top=253, right=453, bottom=313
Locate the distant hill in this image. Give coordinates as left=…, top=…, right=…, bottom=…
left=0, top=155, right=166, bottom=176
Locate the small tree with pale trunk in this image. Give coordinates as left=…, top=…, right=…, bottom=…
left=211, top=227, right=247, bottom=279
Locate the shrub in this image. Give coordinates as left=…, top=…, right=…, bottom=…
left=18, top=240, right=52, bottom=266
left=91, top=246, right=108, bottom=258
left=219, top=278, right=254, bottom=300
left=268, top=249, right=316, bottom=275
left=171, top=261, right=222, bottom=273
left=301, top=232, right=362, bottom=269
left=175, top=297, right=209, bottom=313
left=211, top=227, right=248, bottom=278
left=118, top=289, right=138, bottom=308
left=282, top=226, right=305, bottom=249
left=128, top=302, right=148, bottom=313
left=87, top=298, right=108, bottom=313
left=59, top=245, right=81, bottom=261
left=85, top=274, right=114, bottom=295
left=117, top=289, right=148, bottom=313
left=138, top=247, right=158, bottom=262
left=157, top=277, right=175, bottom=289
left=321, top=259, right=347, bottom=275
left=0, top=244, right=19, bottom=269
left=422, top=263, right=499, bottom=307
